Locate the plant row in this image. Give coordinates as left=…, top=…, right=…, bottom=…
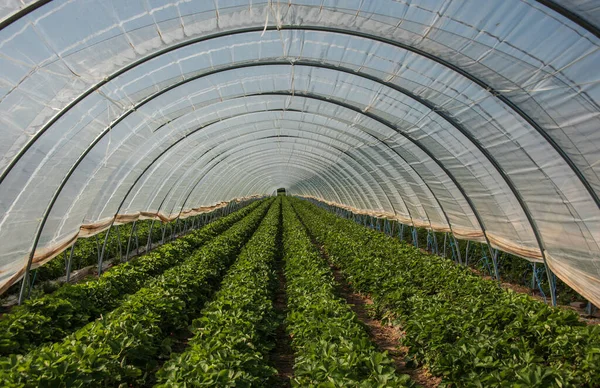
left=0, top=200, right=264, bottom=357
left=282, top=200, right=414, bottom=387
left=155, top=198, right=282, bottom=386
left=3, top=202, right=239, bottom=300
left=0, top=199, right=273, bottom=387
left=291, top=198, right=600, bottom=387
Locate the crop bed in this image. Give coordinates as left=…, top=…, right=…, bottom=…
left=0, top=197, right=596, bottom=387
left=291, top=198, right=600, bottom=387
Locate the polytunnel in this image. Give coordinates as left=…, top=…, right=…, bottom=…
left=0, top=0, right=599, bottom=311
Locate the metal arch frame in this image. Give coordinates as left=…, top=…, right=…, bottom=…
left=211, top=160, right=348, bottom=205
left=172, top=140, right=398, bottom=221
left=165, top=140, right=378, bottom=224
left=154, top=134, right=379, bottom=214
left=140, top=88, right=540, bottom=252
left=22, top=54, right=509, bottom=256
left=152, top=120, right=418, bottom=220
left=96, top=108, right=459, bottom=233
left=1, top=1, right=598, bottom=40
left=13, top=72, right=567, bottom=303
left=105, top=111, right=364, bottom=216
left=8, top=46, right=588, bottom=298
left=533, top=0, right=600, bottom=39
left=117, top=92, right=495, bottom=257
left=18, top=85, right=533, bottom=302
left=11, top=56, right=569, bottom=252
left=179, top=136, right=410, bottom=218
left=116, top=106, right=466, bottom=234
left=159, top=135, right=400, bottom=220
left=16, top=85, right=503, bottom=299
left=195, top=150, right=360, bottom=205
left=1, top=25, right=597, bottom=212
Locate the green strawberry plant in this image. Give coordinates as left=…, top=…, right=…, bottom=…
left=291, top=198, right=600, bottom=388
left=0, top=200, right=273, bottom=387
left=0, top=200, right=264, bottom=357
left=282, top=200, right=414, bottom=387
left=155, top=198, right=281, bottom=387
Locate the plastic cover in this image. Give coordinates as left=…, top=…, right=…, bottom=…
left=0, top=0, right=598, bottom=306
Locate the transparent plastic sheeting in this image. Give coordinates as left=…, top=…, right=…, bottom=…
left=0, top=1, right=598, bottom=306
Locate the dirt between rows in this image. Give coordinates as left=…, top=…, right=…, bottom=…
left=270, top=258, right=294, bottom=387
left=328, top=263, right=441, bottom=388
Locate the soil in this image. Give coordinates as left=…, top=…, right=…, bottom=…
left=269, top=259, right=294, bottom=387
left=328, top=262, right=441, bottom=388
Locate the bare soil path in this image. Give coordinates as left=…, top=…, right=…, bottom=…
left=269, top=258, right=294, bottom=387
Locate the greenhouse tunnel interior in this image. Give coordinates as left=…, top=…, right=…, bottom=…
left=0, top=0, right=599, bottom=309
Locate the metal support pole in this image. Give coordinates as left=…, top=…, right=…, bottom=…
left=491, top=249, right=501, bottom=283
left=413, top=227, right=418, bottom=249
left=98, top=224, right=113, bottom=276
left=465, top=240, right=470, bottom=266
left=63, top=250, right=68, bottom=275
left=147, top=219, right=156, bottom=251
left=443, top=233, right=447, bottom=257
left=125, top=220, right=137, bottom=261
left=531, top=263, right=537, bottom=290
left=135, top=222, right=140, bottom=255
left=18, top=267, right=29, bottom=305
left=548, top=267, right=557, bottom=307
left=171, top=220, right=177, bottom=240
left=95, top=234, right=101, bottom=265
left=66, top=243, right=75, bottom=282
left=161, top=223, right=167, bottom=244
left=453, top=237, right=463, bottom=265
left=115, top=224, right=122, bottom=261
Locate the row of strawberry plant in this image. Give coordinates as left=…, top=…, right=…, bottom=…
left=4, top=201, right=238, bottom=300
left=0, top=199, right=273, bottom=387
left=282, top=199, right=414, bottom=387
left=292, top=198, right=600, bottom=387
left=155, top=198, right=281, bottom=387
left=0, top=199, right=264, bottom=357
left=31, top=219, right=163, bottom=284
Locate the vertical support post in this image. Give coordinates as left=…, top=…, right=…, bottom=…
left=135, top=222, right=140, bottom=255
left=115, top=224, right=122, bottom=261
left=531, top=262, right=537, bottom=290
left=98, top=224, right=113, bottom=276
left=171, top=220, right=177, bottom=241
left=453, top=236, right=463, bottom=265
left=413, top=227, right=418, bottom=249
left=491, top=249, right=501, bottom=283
left=443, top=232, right=447, bottom=257
left=147, top=219, right=156, bottom=251
left=63, top=250, right=68, bottom=275
left=465, top=240, right=470, bottom=266
left=161, top=223, right=167, bottom=244
left=547, top=266, right=557, bottom=307
left=125, top=220, right=137, bottom=261
left=66, top=243, right=75, bottom=282
left=95, top=234, right=101, bottom=265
